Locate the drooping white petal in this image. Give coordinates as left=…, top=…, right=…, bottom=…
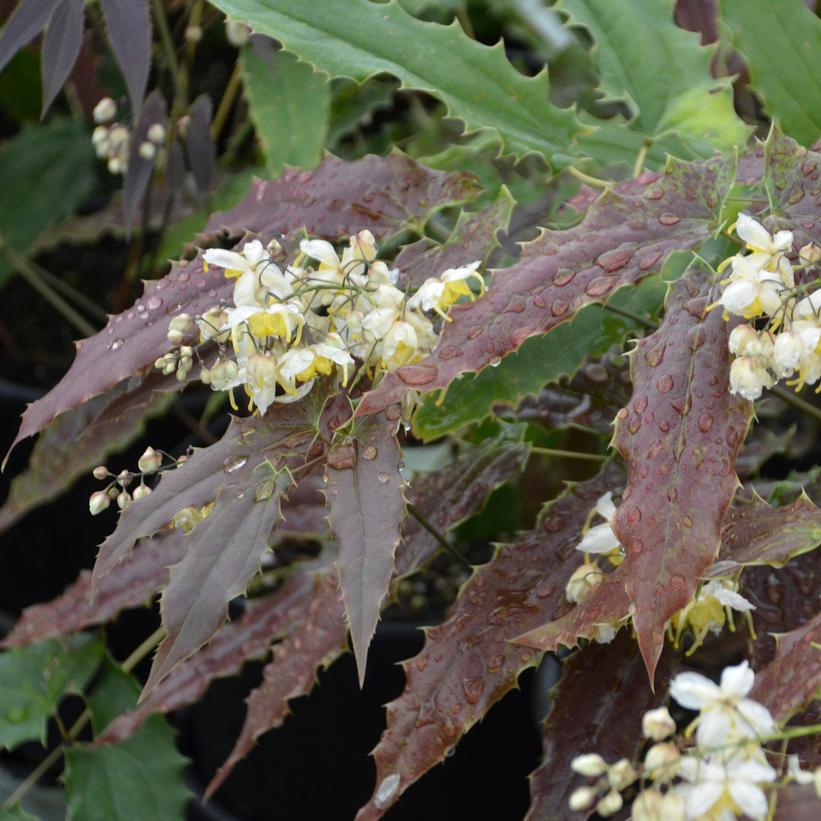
left=736, top=213, right=772, bottom=251
left=241, top=239, right=267, bottom=266
left=771, top=230, right=793, bottom=253
left=735, top=698, right=775, bottom=738
left=719, top=660, right=755, bottom=698
left=709, top=585, right=755, bottom=613
left=695, top=708, right=732, bottom=750
left=728, top=781, right=769, bottom=820
left=204, top=248, right=247, bottom=271
left=577, top=522, right=620, bottom=554
left=678, top=781, right=723, bottom=817
left=300, top=239, right=340, bottom=269
left=595, top=491, right=617, bottom=520
left=670, top=671, right=721, bottom=710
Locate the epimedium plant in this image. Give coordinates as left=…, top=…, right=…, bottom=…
left=0, top=0, right=821, bottom=819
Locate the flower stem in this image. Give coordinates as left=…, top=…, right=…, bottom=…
left=406, top=503, right=471, bottom=569
left=212, top=61, right=243, bottom=142
left=530, top=447, right=607, bottom=462
left=770, top=385, right=821, bottom=425
left=151, top=0, right=185, bottom=109
left=566, top=166, right=612, bottom=190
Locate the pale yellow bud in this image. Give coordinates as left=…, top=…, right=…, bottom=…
left=132, top=484, right=152, bottom=501
left=93, top=97, right=116, bottom=124
left=596, top=790, right=623, bottom=817
left=137, top=447, right=162, bottom=474
left=116, top=490, right=130, bottom=510
left=571, top=753, right=608, bottom=777
left=92, top=465, right=109, bottom=480
left=138, top=141, right=156, bottom=161
left=116, top=470, right=132, bottom=487
left=607, top=758, right=637, bottom=791
left=643, top=743, right=679, bottom=781
left=184, top=24, right=203, bottom=42
left=800, top=243, right=821, bottom=264
left=89, top=490, right=111, bottom=515
left=565, top=563, right=602, bottom=603
left=642, top=706, right=676, bottom=741
left=167, top=329, right=185, bottom=346
left=568, top=786, right=596, bottom=811
left=147, top=123, right=166, bottom=144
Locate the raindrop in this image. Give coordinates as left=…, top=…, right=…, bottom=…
left=462, top=676, right=485, bottom=705
left=5, top=707, right=26, bottom=722
left=551, top=300, right=569, bottom=317
left=110, top=338, right=124, bottom=351
left=255, top=478, right=276, bottom=502
left=489, top=357, right=502, bottom=368
left=698, top=414, right=714, bottom=433
left=224, top=455, right=248, bottom=473
left=397, top=365, right=438, bottom=386
left=377, top=473, right=390, bottom=484
left=362, top=446, right=378, bottom=461
left=656, top=374, right=674, bottom=393
left=658, top=213, right=681, bottom=225
left=375, top=774, right=401, bottom=809
left=147, top=296, right=163, bottom=310
left=627, top=506, right=642, bottom=524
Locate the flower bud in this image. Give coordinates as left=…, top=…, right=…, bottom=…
left=728, top=324, right=759, bottom=356
left=138, top=141, right=156, bottom=161
left=800, top=242, right=821, bottom=264
left=89, top=490, right=111, bottom=515
left=167, top=329, right=185, bottom=346
left=185, top=24, right=203, bottom=42
left=93, top=97, right=117, bottom=124
left=169, top=314, right=193, bottom=333
left=132, top=483, right=152, bottom=501
left=138, top=446, right=162, bottom=474
left=107, top=157, right=124, bottom=175
left=147, top=123, right=166, bottom=144
left=163, top=362, right=177, bottom=375
left=92, top=465, right=109, bottom=480
left=116, top=470, right=132, bottom=487
left=266, top=237, right=282, bottom=256
left=607, top=758, right=637, bottom=791
left=225, top=19, right=251, bottom=47
left=565, top=563, right=602, bottom=603
left=643, top=743, right=679, bottom=781
left=568, top=786, right=596, bottom=811
left=180, top=345, right=193, bottom=358
left=116, top=490, right=130, bottom=510
left=596, top=790, right=623, bottom=817
left=570, top=753, right=608, bottom=777
left=631, top=789, right=664, bottom=821
left=642, top=706, right=676, bottom=741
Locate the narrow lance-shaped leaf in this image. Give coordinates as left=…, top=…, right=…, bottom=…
left=99, top=0, right=150, bottom=115
left=8, top=152, right=478, bottom=457
left=144, top=459, right=301, bottom=692
left=326, top=411, right=405, bottom=686
left=123, top=90, right=166, bottom=229
left=750, top=612, right=821, bottom=723
left=94, top=572, right=317, bottom=745
left=208, top=0, right=581, bottom=162
left=526, top=635, right=673, bottom=820
left=205, top=569, right=347, bottom=798
left=611, top=268, right=752, bottom=682
left=40, top=0, right=84, bottom=114
left=0, top=0, right=60, bottom=75
left=2, top=530, right=186, bottom=649
left=356, top=462, right=624, bottom=820
left=357, top=152, right=735, bottom=416
left=185, top=95, right=216, bottom=194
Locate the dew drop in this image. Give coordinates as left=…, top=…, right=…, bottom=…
left=462, top=676, right=485, bottom=705
left=223, top=455, right=248, bottom=473
left=398, top=365, right=438, bottom=386
left=487, top=654, right=505, bottom=674
left=254, top=478, right=276, bottom=502
left=467, top=326, right=483, bottom=340
left=659, top=420, right=670, bottom=433
left=553, top=270, right=575, bottom=287
left=147, top=295, right=163, bottom=310
left=377, top=472, right=390, bottom=484
left=627, top=506, right=642, bottom=523
left=698, top=414, right=714, bottom=433
left=5, top=707, right=26, bottom=722
left=362, top=446, right=378, bottom=461
left=657, top=374, right=674, bottom=393
left=550, top=300, right=569, bottom=317
left=110, top=338, right=124, bottom=351
left=628, top=416, right=641, bottom=434
left=585, top=276, right=617, bottom=297
left=535, top=580, right=555, bottom=598
left=438, top=345, right=461, bottom=360
left=658, top=213, right=681, bottom=226
left=375, top=774, right=401, bottom=809
left=178, top=271, right=190, bottom=283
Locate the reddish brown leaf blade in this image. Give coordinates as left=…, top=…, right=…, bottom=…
left=1, top=530, right=185, bottom=648
left=326, top=412, right=404, bottom=686
left=611, top=269, right=752, bottom=682
left=357, top=154, right=734, bottom=416
left=205, top=569, right=347, bottom=798
left=185, top=95, right=216, bottom=193
left=40, top=0, right=84, bottom=115
left=525, top=635, right=673, bottom=821
left=765, top=129, right=821, bottom=227
left=396, top=434, right=531, bottom=575
left=94, top=572, right=317, bottom=745
left=0, top=0, right=60, bottom=74
left=774, top=784, right=821, bottom=821
left=99, top=0, right=150, bottom=115
left=714, top=496, right=821, bottom=572
left=123, top=90, right=166, bottom=229
left=0, top=372, right=171, bottom=533
left=394, top=188, right=513, bottom=289
left=355, top=463, right=624, bottom=820
left=204, top=151, right=480, bottom=239
left=144, top=470, right=293, bottom=694
left=750, top=613, right=821, bottom=723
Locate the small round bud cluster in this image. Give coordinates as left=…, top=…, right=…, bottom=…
left=91, top=99, right=168, bottom=174
left=93, top=97, right=117, bottom=124
left=568, top=754, right=636, bottom=817
left=88, top=446, right=177, bottom=515
left=154, top=345, right=194, bottom=382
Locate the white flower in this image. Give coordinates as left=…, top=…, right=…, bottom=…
left=670, top=661, right=775, bottom=750
left=632, top=789, right=686, bottom=821
left=407, top=261, right=483, bottom=315
left=729, top=356, right=774, bottom=400
left=644, top=743, right=680, bottom=782
left=244, top=353, right=279, bottom=415
left=204, top=239, right=270, bottom=280
left=698, top=580, right=755, bottom=614
left=675, top=754, right=776, bottom=821
left=565, top=563, right=603, bottom=603
left=300, top=335, right=355, bottom=386
left=277, top=347, right=317, bottom=395
left=225, top=302, right=304, bottom=343
left=382, top=320, right=419, bottom=369
left=735, top=213, right=793, bottom=273
left=577, top=491, right=621, bottom=554
left=720, top=256, right=783, bottom=318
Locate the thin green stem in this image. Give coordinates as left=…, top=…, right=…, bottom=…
left=566, top=165, right=612, bottom=190
left=406, top=503, right=471, bottom=569
left=151, top=0, right=185, bottom=109
left=632, top=140, right=651, bottom=179
left=530, top=447, right=607, bottom=462
left=600, top=301, right=659, bottom=330
left=212, top=61, right=242, bottom=142
left=770, top=385, right=821, bottom=425
left=1, top=626, right=165, bottom=809
left=1, top=243, right=96, bottom=337
left=27, top=260, right=108, bottom=324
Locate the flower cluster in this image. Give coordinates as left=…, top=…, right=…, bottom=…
left=716, top=213, right=821, bottom=400
left=569, top=661, right=820, bottom=820
left=568, top=492, right=754, bottom=649
left=160, top=234, right=483, bottom=416
left=91, top=97, right=166, bottom=174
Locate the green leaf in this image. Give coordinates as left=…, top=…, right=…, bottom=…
left=0, top=635, right=103, bottom=750
left=412, top=276, right=665, bottom=440
left=63, top=662, right=190, bottom=821
left=720, top=0, right=821, bottom=145
left=241, top=45, right=329, bottom=176
left=560, top=0, right=748, bottom=154
left=0, top=119, right=96, bottom=285
left=0, top=805, right=39, bottom=821
left=328, top=76, right=396, bottom=146
left=208, top=0, right=581, bottom=163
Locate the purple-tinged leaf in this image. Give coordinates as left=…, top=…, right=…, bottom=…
left=750, top=613, right=821, bottom=723
left=166, top=140, right=185, bottom=192
left=99, top=0, right=150, bottom=115
left=394, top=187, right=514, bottom=289
left=144, top=467, right=296, bottom=693
left=765, top=130, right=821, bottom=231
left=774, top=785, right=821, bottom=821
left=40, top=0, right=83, bottom=115
left=525, top=635, right=673, bottom=821
left=326, top=411, right=405, bottom=686
left=356, top=462, right=624, bottom=820
left=1, top=530, right=185, bottom=649
left=123, top=90, right=166, bottom=230
left=0, top=0, right=60, bottom=75
left=674, top=0, right=718, bottom=45
left=610, top=269, right=752, bottom=683
left=713, top=496, right=821, bottom=572
left=94, top=572, right=317, bottom=745
left=9, top=153, right=475, bottom=458
left=735, top=425, right=795, bottom=480
left=204, top=151, right=480, bottom=239
left=0, top=371, right=173, bottom=534
left=357, top=154, right=735, bottom=416
left=95, top=405, right=315, bottom=583
left=205, top=569, right=347, bottom=798
left=185, top=95, right=216, bottom=194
